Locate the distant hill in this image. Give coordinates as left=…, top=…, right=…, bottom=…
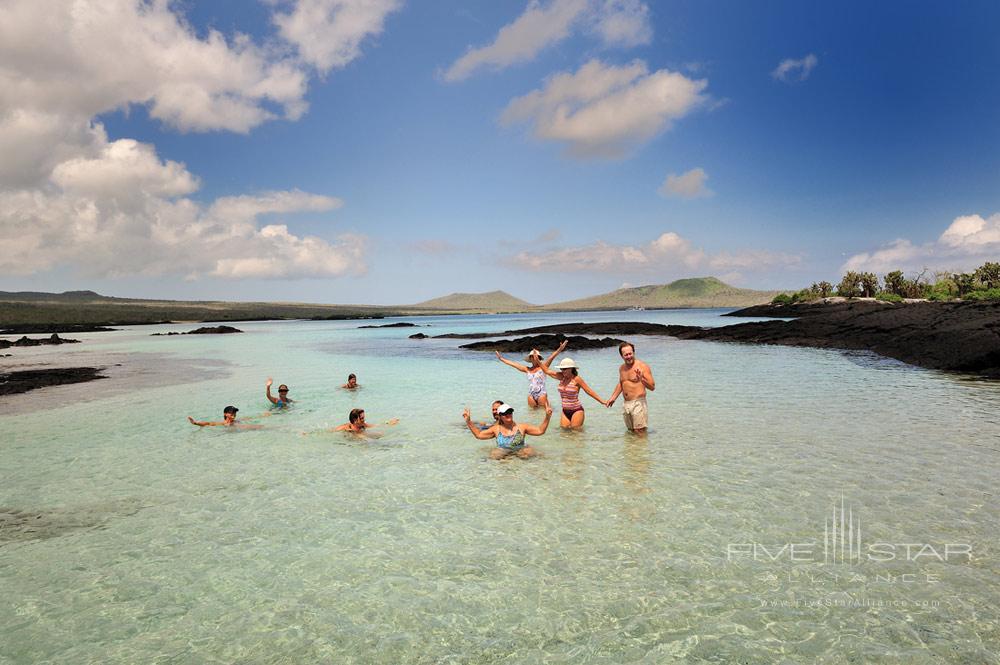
left=410, top=290, right=537, bottom=312
left=0, top=290, right=112, bottom=302
left=545, top=277, right=778, bottom=310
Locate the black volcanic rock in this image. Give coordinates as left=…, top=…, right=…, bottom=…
left=152, top=325, right=243, bottom=336
left=460, top=334, right=626, bottom=352
left=436, top=322, right=678, bottom=339
left=359, top=322, right=418, bottom=329
left=0, top=324, right=117, bottom=334
left=0, top=367, right=106, bottom=395
left=0, top=334, right=81, bottom=349
left=409, top=333, right=429, bottom=339
left=671, top=301, right=1000, bottom=377
left=725, top=300, right=895, bottom=318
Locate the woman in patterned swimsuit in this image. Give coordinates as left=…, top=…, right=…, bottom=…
left=542, top=357, right=608, bottom=429
left=495, top=340, right=567, bottom=409
left=463, top=402, right=552, bottom=459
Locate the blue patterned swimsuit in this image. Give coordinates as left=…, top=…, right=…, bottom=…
left=495, top=427, right=526, bottom=450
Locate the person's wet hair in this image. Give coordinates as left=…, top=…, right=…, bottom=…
left=349, top=408, right=364, bottom=424
left=618, top=342, right=635, bottom=357
left=348, top=373, right=356, bottom=381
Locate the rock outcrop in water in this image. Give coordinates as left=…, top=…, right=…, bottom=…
left=358, top=322, right=418, bottom=328
left=0, top=367, right=106, bottom=395
left=460, top=334, right=625, bottom=352
left=152, top=326, right=243, bottom=336
left=0, top=334, right=80, bottom=349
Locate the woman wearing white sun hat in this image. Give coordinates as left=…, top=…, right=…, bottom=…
left=542, top=357, right=608, bottom=429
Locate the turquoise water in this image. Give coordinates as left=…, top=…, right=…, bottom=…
left=2, top=309, right=999, bottom=663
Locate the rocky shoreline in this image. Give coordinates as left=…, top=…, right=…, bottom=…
left=437, top=301, right=1000, bottom=377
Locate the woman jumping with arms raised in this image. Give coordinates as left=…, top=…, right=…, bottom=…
left=495, top=339, right=567, bottom=409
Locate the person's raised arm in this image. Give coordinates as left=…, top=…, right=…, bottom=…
left=634, top=364, right=655, bottom=391
left=188, top=416, right=210, bottom=427
left=265, top=377, right=278, bottom=405
left=522, top=404, right=553, bottom=436
left=495, top=351, right=528, bottom=373
left=575, top=376, right=607, bottom=406
left=542, top=339, right=568, bottom=368
left=464, top=408, right=496, bottom=440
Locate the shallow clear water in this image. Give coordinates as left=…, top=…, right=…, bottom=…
left=2, top=309, right=999, bottom=663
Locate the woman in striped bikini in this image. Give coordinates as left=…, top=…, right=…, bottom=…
left=495, top=339, right=568, bottom=409
left=543, top=357, right=608, bottom=429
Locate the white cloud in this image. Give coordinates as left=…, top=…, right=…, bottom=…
left=771, top=53, right=818, bottom=83
left=591, top=0, right=652, bottom=47
left=659, top=167, right=712, bottom=199
left=0, top=137, right=363, bottom=280
left=501, top=59, right=707, bottom=159
left=512, top=231, right=799, bottom=276
left=0, top=1, right=386, bottom=281
left=273, top=0, right=401, bottom=73
left=0, top=0, right=309, bottom=135
left=842, top=214, right=1000, bottom=274
left=443, top=0, right=651, bottom=82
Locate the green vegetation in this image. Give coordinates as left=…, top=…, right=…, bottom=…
left=778, top=261, right=1000, bottom=305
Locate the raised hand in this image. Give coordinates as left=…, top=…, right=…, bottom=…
left=633, top=368, right=643, bottom=383
left=495, top=351, right=502, bottom=360
left=266, top=377, right=273, bottom=387
left=463, top=407, right=472, bottom=422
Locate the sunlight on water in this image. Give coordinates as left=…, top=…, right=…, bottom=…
left=2, top=310, right=999, bottom=663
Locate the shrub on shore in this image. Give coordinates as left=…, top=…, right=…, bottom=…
left=780, top=262, right=999, bottom=305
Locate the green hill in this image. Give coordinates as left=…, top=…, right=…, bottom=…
left=409, top=290, right=537, bottom=312
left=544, top=277, right=778, bottom=310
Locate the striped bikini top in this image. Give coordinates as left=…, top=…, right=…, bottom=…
left=557, top=381, right=582, bottom=410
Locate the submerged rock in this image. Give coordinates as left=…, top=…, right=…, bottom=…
left=152, top=325, right=243, bottom=336
left=0, top=366, right=106, bottom=395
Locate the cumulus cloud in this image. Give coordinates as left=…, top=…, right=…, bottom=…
left=443, top=0, right=651, bottom=82
left=273, top=0, right=401, bottom=73
left=0, top=137, right=362, bottom=279
left=842, top=214, right=1000, bottom=274
left=0, top=1, right=389, bottom=281
left=771, top=53, right=818, bottom=83
left=512, top=231, right=799, bottom=276
left=501, top=59, right=707, bottom=159
left=658, top=167, right=712, bottom=199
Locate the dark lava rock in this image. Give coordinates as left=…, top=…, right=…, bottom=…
left=460, top=334, right=626, bottom=353
left=726, top=300, right=895, bottom=318
left=0, top=366, right=106, bottom=396
left=409, top=333, right=429, bottom=339
left=0, top=334, right=81, bottom=349
left=152, top=325, right=243, bottom=336
left=359, top=322, right=418, bottom=329
left=671, top=300, right=1000, bottom=377
left=436, top=322, right=677, bottom=339
left=0, top=324, right=117, bottom=334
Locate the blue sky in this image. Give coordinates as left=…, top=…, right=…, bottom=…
left=1, top=0, right=998, bottom=304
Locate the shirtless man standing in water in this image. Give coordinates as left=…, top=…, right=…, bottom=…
left=606, top=342, right=655, bottom=435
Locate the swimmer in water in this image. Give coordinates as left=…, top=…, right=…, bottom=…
left=333, top=408, right=398, bottom=434
left=342, top=373, right=358, bottom=390
left=188, top=406, right=262, bottom=429
left=265, top=378, right=293, bottom=407
left=474, top=400, right=503, bottom=431
left=463, top=402, right=552, bottom=459
left=495, top=339, right=568, bottom=409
